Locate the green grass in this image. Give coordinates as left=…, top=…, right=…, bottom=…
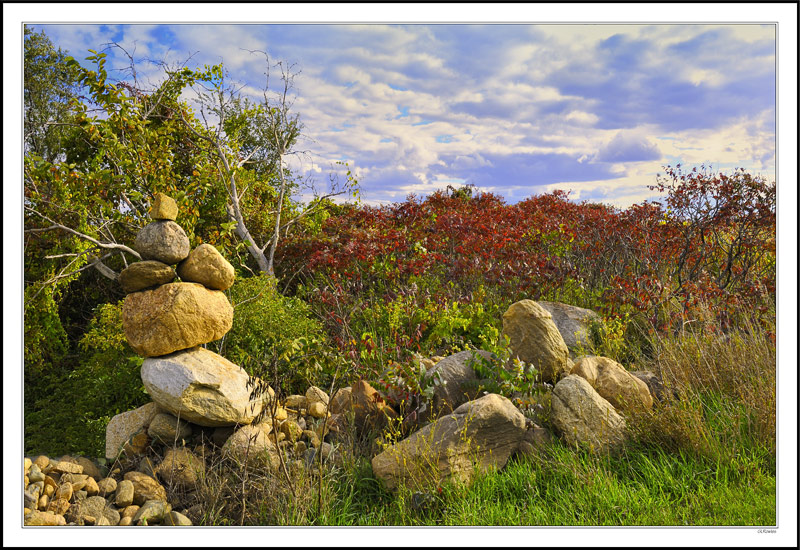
left=254, top=440, right=775, bottom=527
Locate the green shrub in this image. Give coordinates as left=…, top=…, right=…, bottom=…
left=219, top=274, right=330, bottom=391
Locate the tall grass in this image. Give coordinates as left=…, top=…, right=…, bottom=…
left=626, top=305, right=776, bottom=472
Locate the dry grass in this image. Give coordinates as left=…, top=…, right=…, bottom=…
left=626, top=305, right=776, bottom=467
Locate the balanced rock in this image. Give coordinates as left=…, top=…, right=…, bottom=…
left=134, top=220, right=190, bottom=265
left=177, top=244, right=235, bottom=291
left=122, top=282, right=233, bottom=357
left=118, top=261, right=176, bottom=293
left=106, top=402, right=160, bottom=460
left=371, top=393, right=527, bottom=491
left=147, top=412, right=193, bottom=445
left=502, top=300, right=570, bottom=383
left=551, top=375, right=626, bottom=452
left=423, top=350, right=497, bottom=418
left=149, top=193, right=178, bottom=221
left=223, top=423, right=279, bottom=470
left=571, top=356, right=653, bottom=411
left=538, top=301, right=600, bottom=357
left=141, top=347, right=271, bottom=427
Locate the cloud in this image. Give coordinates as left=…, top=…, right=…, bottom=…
left=595, top=131, right=662, bottom=163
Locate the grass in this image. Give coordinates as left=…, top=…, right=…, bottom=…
left=210, top=439, right=772, bottom=526
left=181, top=305, right=777, bottom=527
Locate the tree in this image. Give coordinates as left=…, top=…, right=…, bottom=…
left=24, top=26, right=80, bottom=163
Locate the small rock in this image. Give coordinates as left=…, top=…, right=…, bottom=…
left=328, top=387, right=353, bottom=415
left=308, top=401, right=328, bottom=419
left=134, top=220, right=190, bottom=265
left=25, top=510, right=66, bottom=526
left=124, top=471, right=167, bottom=506
left=149, top=192, right=178, bottom=221
left=38, top=494, right=49, bottom=511
left=48, top=460, right=83, bottom=475
left=155, top=447, right=205, bottom=489
left=66, top=495, right=120, bottom=526
left=96, top=515, right=111, bottom=526
left=24, top=490, right=38, bottom=509
left=119, top=516, right=133, bottom=526
left=28, top=463, right=45, bottom=483
left=84, top=476, right=100, bottom=496
left=73, top=490, right=88, bottom=501
left=284, top=395, right=308, bottom=410
left=121, top=505, right=140, bottom=519
left=83, top=515, right=97, bottom=526
left=46, top=497, right=71, bottom=515
left=176, top=243, right=236, bottom=291
left=164, top=510, right=192, bottom=526
left=281, top=420, right=303, bottom=442
left=293, top=441, right=307, bottom=456
left=97, top=477, right=117, bottom=497
left=34, top=455, right=50, bottom=470
left=306, top=386, right=330, bottom=406
left=55, top=482, right=73, bottom=502
left=133, top=499, right=171, bottom=525
left=115, top=480, right=135, bottom=508
left=24, top=457, right=32, bottom=474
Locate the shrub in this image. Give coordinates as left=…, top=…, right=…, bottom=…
left=218, top=273, right=330, bottom=391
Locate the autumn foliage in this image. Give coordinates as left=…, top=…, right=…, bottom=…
left=277, top=168, right=776, bottom=381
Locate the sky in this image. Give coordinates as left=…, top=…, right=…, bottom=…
left=4, top=4, right=798, bottom=548
left=28, top=21, right=778, bottom=208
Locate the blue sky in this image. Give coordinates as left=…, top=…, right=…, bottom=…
left=29, top=21, right=778, bottom=208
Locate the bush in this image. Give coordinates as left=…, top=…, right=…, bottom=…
left=218, top=273, right=330, bottom=392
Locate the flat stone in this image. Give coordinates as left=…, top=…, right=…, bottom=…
left=106, top=402, right=160, bottom=460
left=25, top=510, right=66, bottom=526
left=118, top=260, right=176, bottom=293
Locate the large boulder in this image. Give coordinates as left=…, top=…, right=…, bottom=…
left=538, top=301, right=600, bottom=357
left=118, top=261, right=176, bottom=293
left=176, top=244, right=236, bottom=291
left=502, top=300, right=571, bottom=384
left=134, top=220, right=190, bottom=265
left=551, top=375, right=626, bottom=452
left=105, top=402, right=160, bottom=460
left=122, top=282, right=233, bottom=357
left=141, top=347, right=272, bottom=427
left=371, top=393, right=527, bottom=491
left=570, top=356, right=653, bottom=411
left=222, top=423, right=280, bottom=470
left=422, top=350, right=498, bottom=419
